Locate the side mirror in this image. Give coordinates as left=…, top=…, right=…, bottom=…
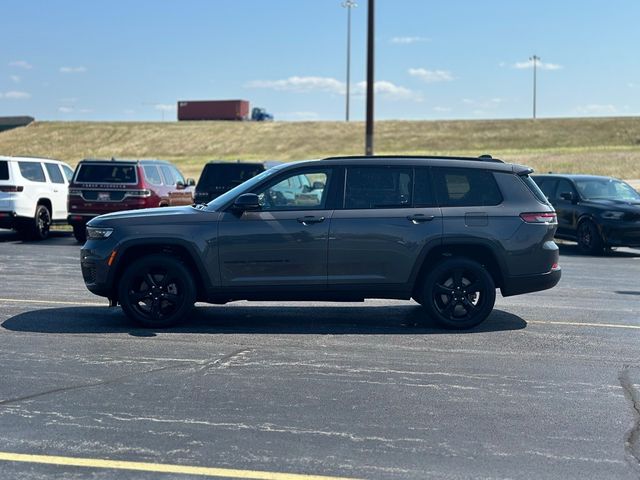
left=187, top=178, right=196, bottom=187
left=559, top=191, right=576, bottom=203
left=233, top=193, right=261, bottom=211
left=312, top=181, right=325, bottom=191
left=176, top=181, right=186, bottom=190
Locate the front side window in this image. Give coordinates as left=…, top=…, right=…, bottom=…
left=160, top=165, right=176, bottom=185
left=170, top=166, right=185, bottom=184
left=18, top=162, right=46, bottom=182
left=61, top=165, right=74, bottom=182
left=555, top=179, right=576, bottom=200
left=433, top=167, right=502, bottom=207
left=44, top=163, right=65, bottom=184
left=256, top=170, right=330, bottom=211
left=344, top=167, right=412, bottom=209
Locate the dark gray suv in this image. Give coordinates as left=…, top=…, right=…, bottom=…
left=80, top=156, right=561, bottom=329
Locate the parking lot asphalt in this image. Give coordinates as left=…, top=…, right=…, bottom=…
left=0, top=229, right=639, bottom=480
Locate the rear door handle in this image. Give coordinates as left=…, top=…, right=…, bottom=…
left=297, top=215, right=325, bottom=225
left=407, top=214, right=435, bottom=224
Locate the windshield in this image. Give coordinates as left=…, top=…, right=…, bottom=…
left=205, top=167, right=282, bottom=210
left=575, top=178, right=640, bottom=201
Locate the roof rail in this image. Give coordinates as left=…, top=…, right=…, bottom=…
left=321, top=154, right=504, bottom=163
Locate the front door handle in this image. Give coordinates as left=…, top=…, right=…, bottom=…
left=297, top=215, right=325, bottom=225
left=407, top=214, right=435, bottom=224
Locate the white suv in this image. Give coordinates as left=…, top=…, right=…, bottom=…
left=0, top=156, right=74, bottom=239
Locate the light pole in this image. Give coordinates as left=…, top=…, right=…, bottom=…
left=342, top=1, right=357, bottom=122
left=365, top=0, right=374, bottom=155
left=530, top=54, right=540, bottom=119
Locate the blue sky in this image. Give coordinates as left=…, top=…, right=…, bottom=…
left=1, top=0, right=638, bottom=122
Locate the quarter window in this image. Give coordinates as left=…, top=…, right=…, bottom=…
left=345, top=167, right=413, bottom=209
left=44, top=163, right=65, bottom=184
left=143, top=166, right=163, bottom=186
left=433, top=168, right=502, bottom=207
left=18, top=162, right=46, bottom=182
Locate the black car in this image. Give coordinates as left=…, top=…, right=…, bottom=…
left=194, top=161, right=278, bottom=203
left=532, top=174, right=640, bottom=254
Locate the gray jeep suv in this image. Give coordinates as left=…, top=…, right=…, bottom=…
left=80, top=156, right=561, bottom=329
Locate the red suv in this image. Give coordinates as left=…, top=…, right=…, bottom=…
left=68, top=159, right=195, bottom=242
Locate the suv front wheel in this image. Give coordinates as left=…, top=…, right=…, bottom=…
left=118, top=255, right=196, bottom=328
left=418, top=258, right=496, bottom=330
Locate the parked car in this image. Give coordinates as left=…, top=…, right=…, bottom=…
left=0, top=155, right=74, bottom=240
left=532, top=174, right=640, bottom=254
left=80, top=155, right=561, bottom=330
left=194, top=161, right=278, bottom=204
left=68, top=158, right=195, bottom=242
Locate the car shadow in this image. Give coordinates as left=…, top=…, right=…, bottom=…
left=0, top=229, right=78, bottom=246
left=558, top=243, right=640, bottom=258
left=1, top=304, right=527, bottom=336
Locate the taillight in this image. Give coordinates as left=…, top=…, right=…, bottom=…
left=520, top=212, right=557, bottom=224
left=124, top=189, right=151, bottom=198
left=0, top=185, right=24, bottom=192
left=68, top=188, right=82, bottom=196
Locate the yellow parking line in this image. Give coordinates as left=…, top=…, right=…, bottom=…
left=0, top=451, right=361, bottom=480
left=529, top=320, right=640, bottom=330
left=0, top=298, right=104, bottom=307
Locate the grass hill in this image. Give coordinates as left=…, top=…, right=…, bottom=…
left=0, top=117, right=639, bottom=180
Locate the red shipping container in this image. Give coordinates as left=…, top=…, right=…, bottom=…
left=177, top=100, right=250, bottom=121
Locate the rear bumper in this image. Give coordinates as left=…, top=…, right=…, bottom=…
left=0, top=211, right=18, bottom=229
left=500, top=268, right=561, bottom=297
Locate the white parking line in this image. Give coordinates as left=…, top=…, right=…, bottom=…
left=0, top=298, right=104, bottom=307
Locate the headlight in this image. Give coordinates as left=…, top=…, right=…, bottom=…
left=601, top=211, right=625, bottom=220
left=86, top=226, right=114, bottom=239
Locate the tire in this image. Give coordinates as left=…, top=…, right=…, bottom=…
left=73, top=224, right=87, bottom=243
left=28, top=204, right=51, bottom=240
left=577, top=220, right=604, bottom=255
left=117, top=255, right=196, bottom=328
left=417, top=258, right=496, bottom=330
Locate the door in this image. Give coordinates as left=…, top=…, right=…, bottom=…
left=328, top=166, right=442, bottom=285
left=43, top=163, right=67, bottom=219
left=553, top=178, right=579, bottom=235
left=218, top=168, right=334, bottom=287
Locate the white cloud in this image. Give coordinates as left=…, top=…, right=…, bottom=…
left=390, top=36, right=430, bottom=45
left=513, top=59, right=563, bottom=70
left=433, top=106, right=452, bottom=113
left=59, top=66, right=87, bottom=74
left=124, top=109, right=136, bottom=115
left=354, top=81, right=422, bottom=101
left=58, top=106, right=74, bottom=113
left=9, top=60, right=32, bottom=69
left=58, top=106, right=92, bottom=114
left=0, top=91, right=31, bottom=99
left=10, top=75, right=21, bottom=83
left=461, top=97, right=505, bottom=109
left=575, top=104, right=617, bottom=115
left=59, top=97, right=78, bottom=103
left=628, top=82, right=638, bottom=88
left=408, top=68, right=454, bottom=83
left=246, top=76, right=345, bottom=94
left=154, top=104, right=175, bottom=111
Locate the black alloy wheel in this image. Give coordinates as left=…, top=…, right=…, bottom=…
left=30, top=204, right=51, bottom=240
left=419, top=258, right=496, bottom=329
left=118, top=255, right=196, bottom=328
left=72, top=224, right=87, bottom=243
left=577, top=220, right=605, bottom=255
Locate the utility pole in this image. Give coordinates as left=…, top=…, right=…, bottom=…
left=342, top=1, right=357, bottom=122
left=530, top=54, right=540, bottom=119
left=365, top=0, right=374, bottom=155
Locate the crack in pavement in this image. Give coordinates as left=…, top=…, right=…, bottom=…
left=0, top=348, right=253, bottom=407
left=619, top=365, right=640, bottom=473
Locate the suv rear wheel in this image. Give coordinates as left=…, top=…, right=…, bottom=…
left=118, top=255, right=196, bottom=328
left=27, top=204, right=51, bottom=240
left=72, top=224, right=87, bottom=243
left=418, top=258, right=496, bottom=330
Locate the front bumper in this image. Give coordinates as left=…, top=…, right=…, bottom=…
left=600, top=222, right=640, bottom=247
left=81, top=242, right=117, bottom=298
left=500, top=267, right=562, bottom=297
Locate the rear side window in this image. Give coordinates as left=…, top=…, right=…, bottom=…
left=345, top=167, right=412, bottom=209
left=44, top=163, right=65, bottom=184
left=0, top=161, right=9, bottom=180
left=143, top=166, right=163, bottom=185
left=433, top=167, right=502, bottom=207
left=413, top=167, right=436, bottom=207
left=198, top=164, right=264, bottom=189
left=75, top=164, right=137, bottom=183
left=19, top=162, right=46, bottom=182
